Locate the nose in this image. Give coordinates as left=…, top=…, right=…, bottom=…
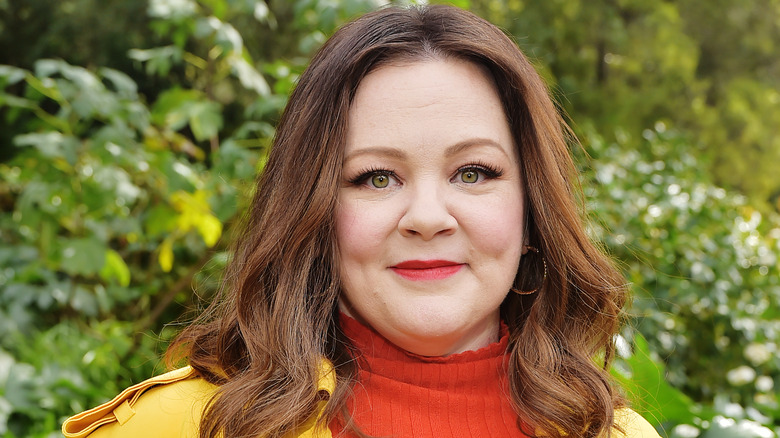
left=398, top=184, right=458, bottom=240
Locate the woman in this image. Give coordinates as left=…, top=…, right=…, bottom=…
left=64, top=5, right=660, bottom=438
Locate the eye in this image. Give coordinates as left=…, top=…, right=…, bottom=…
left=348, top=168, right=398, bottom=189
left=453, top=163, right=503, bottom=184
left=460, top=169, right=480, bottom=184
left=371, top=173, right=390, bottom=188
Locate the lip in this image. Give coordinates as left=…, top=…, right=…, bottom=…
left=390, top=259, right=464, bottom=281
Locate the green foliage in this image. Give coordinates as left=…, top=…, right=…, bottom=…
left=584, top=125, right=780, bottom=436
left=0, top=57, right=254, bottom=434
left=472, top=0, right=780, bottom=211
left=612, top=333, right=697, bottom=427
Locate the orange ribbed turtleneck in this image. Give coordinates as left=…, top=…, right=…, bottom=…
left=331, top=313, right=529, bottom=438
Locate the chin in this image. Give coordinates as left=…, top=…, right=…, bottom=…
left=386, top=307, right=498, bottom=356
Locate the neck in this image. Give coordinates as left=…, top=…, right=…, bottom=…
left=337, top=303, right=501, bottom=356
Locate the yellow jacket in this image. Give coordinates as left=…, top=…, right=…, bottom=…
left=63, top=362, right=661, bottom=438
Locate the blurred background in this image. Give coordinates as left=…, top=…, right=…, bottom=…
left=0, top=0, right=778, bottom=436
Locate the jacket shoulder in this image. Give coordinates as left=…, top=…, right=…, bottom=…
left=613, top=408, right=661, bottom=438
left=62, top=366, right=218, bottom=438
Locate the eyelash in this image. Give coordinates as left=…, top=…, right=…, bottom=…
left=348, top=166, right=396, bottom=186
left=347, top=161, right=504, bottom=186
left=456, top=162, right=503, bottom=181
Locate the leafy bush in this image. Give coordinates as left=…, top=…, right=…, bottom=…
left=0, top=58, right=259, bottom=436
left=584, top=124, right=780, bottom=437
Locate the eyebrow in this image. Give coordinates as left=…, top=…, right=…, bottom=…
left=445, top=138, right=510, bottom=158
left=343, top=137, right=511, bottom=162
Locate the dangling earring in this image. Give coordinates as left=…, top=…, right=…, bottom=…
left=512, top=245, right=547, bottom=295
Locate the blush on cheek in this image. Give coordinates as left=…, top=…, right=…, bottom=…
left=335, top=204, right=388, bottom=258
left=462, top=207, right=524, bottom=257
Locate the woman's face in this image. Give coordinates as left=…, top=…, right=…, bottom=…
left=336, top=58, right=525, bottom=357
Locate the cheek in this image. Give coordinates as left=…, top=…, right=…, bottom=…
left=462, top=194, right=525, bottom=256
left=335, top=200, right=394, bottom=263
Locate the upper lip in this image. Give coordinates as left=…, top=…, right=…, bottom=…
left=391, top=260, right=462, bottom=269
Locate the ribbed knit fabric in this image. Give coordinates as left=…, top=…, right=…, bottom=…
left=331, top=314, right=530, bottom=438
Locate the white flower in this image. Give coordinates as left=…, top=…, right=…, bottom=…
left=711, top=416, right=775, bottom=438
left=712, top=416, right=736, bottom=428
left=744, top=343, right=773, bottom=366
left=723, top=402, right=744, bottom=418
left=671, top=424, right=700, bottom=438
left=736, top=419, right=774, bottom=438
left=614, top=334, right=631, bottom=359
left=148, top=0, right=197, bottom=19
left=755, top=375, right=774, bottom=392
left=746, top=406, right=771, bottom=424
left=726, top=366, right=756, bottom=386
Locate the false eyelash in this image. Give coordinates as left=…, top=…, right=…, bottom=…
left=347, top=166, right=397, bottom=185
left=456, top=161, right=504, bottom=179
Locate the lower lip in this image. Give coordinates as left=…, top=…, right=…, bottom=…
left=390, top=264, right=464, bottom=281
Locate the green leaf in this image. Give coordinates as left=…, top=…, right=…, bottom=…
left=151, top=87, right=201, bottom=130
left=13, top=132, right=79, bottom=166
left=70, top=286, right=99, bottom=317
left=430, top=0, right=471, bottom=9
left=0, top=64, right=28, bottom=86
left=128, top=46, right=183, bottom=77
left=194, top=15, right=243, bottom=53
left=144, top=204, right=179, bottom=237
left=151, top=88, right=222, bottom=141
left=187, top=100, right=222, bottom=141
left=58, top=62, right=102, bottom=90
left=60, top=238, right=107, bottom=277
left=99, top=68, right=138, bottom=99
left=612, top=333, right=697, bottom=426
left=200, top=0, right=228, bottom=19
left=230, top=55, right=270, bottom=96
left=33, top=59, right=66, bottom=78
left=24, top=69, right=62, bottom=100
left=99, top=250, right=131, bottom=287
left=0, top=92, right=36, bottom=110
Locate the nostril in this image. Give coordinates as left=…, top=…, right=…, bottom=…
left=396, top=188, right=458, bottom=240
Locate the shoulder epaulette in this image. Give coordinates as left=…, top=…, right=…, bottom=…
left=62, top=366, right=198, bottom=438
left=63, top=360, right=336, bottom=438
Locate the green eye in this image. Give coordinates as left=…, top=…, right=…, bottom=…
left=461, top=170, right=479, bottom=183
left=371, top=174, right=390, bottom=188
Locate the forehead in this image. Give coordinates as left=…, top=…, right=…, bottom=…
left=352, top=57, right=501, bottom=109
left=344, top=58, right=515, bottom=161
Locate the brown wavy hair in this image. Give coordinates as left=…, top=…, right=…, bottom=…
left=167, top=4, right=627, bottom=438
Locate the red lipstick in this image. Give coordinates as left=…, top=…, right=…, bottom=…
left=390, top=260, right=464, bottom=281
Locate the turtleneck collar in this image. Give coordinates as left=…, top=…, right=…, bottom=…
left=333, top=313, right=528, bottom=437
left=339, top=311, right=510, bottom=361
